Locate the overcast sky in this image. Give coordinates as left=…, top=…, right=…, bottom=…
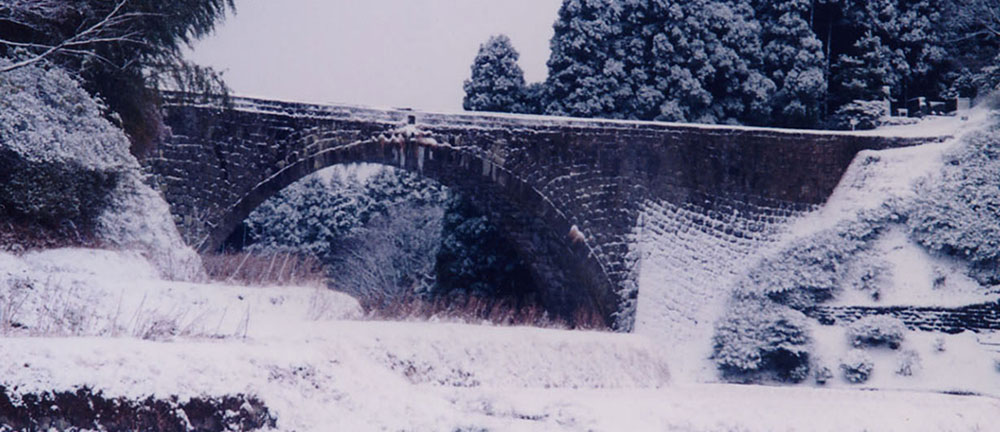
left=185, top=0, right=562, bottom=112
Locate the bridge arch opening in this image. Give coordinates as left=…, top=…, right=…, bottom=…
left=198, top=132, right=621, bottom=328
left=220, top=163, right=544, bottom=314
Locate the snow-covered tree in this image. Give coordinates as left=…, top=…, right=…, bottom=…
left=896, top=0, right=950, bottom=98
left=833, top=31, right=898, bottom=104
left=435, top=194, right=536, bottom=302
left=940, top=0, right=1000, bottom=98
left=0, top=0, right=236, bottom=155
left=543, top=0, right=624, bottom=118
left=463, top=35, right=529, bottom=113
left=645, top=0, right=774, bottom=124
left=754, top=0, right=827, bottom=127
left=544, top=0, right=774, bottom=125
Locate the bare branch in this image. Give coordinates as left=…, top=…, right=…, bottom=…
left=0, top=0, right=141, bottom=73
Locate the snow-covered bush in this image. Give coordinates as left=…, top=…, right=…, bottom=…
left=814, top=364, right=834, bottom=385
left=895, top=349, right=922, bottom=376
left=840, top=349, right=874, bottom=384
left=906, top=127, right=1000, bottom=285
left=934, top=336, right=947, bottom=352
left=847, top=257, right=892, bottom=301
left=712, top=297, right=812, bottom=383
left=736, top=211, right=891, bottom=309
left=829, top=100, right=886, bottom=130
left=0, top=59, right=134, bottom=227
left=847, top=315, right=906, bottom=349
left=0, top=59, right=201, bottom=280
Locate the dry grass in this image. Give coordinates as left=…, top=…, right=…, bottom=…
left=366, top=292, right=610, bottom=331
left=0, top=220, right=103, bottom=253
left=202, top=251, right=325, bottom=287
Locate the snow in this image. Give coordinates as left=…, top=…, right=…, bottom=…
left=170, top=91, right=967, bottom=140
left=0, top=248, right=361, bottom=338
left=96, top=171, right=204, bottom=281
left=4, top=249, right=998, bottom=430
left=632, top=196, right=806, bottom=382
left=810, top=324, right=1000, bottom=397
left=829, top=227, right=999, bottom=307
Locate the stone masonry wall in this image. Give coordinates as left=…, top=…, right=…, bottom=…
left=807, top=302, right=1000, bottom=334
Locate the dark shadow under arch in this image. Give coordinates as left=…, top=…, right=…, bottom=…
left=205, top=134, right=621, bottom=327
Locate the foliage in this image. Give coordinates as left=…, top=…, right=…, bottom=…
left=846, top=256, right=892, bottom=301
left=736, top=211, right=892, bottom=309
left=435, top=194, right=537, bottom=303
left=829, top=100, right=888, bottom=130
left=895, top=349, right=922, bottom=376
left=543, top=0, right=774, bottom=124
left=847, top=315, right=906, bottom=349
left=712, top=296, right=812, bottom=383
left=0, top=60, right=132, bottom=228
left=328, top=202, right=445, bottom=306
left=754, top=0, right=827, bottom=127
left=239, top=165, right=539, bottom=308
left=0, top=0, right=236, bottom=155
left=463, top=35, right=533, bottom=114
left=833, top=32, right=899, bottom=104
left=474, top=0, right=999, bottom=127
left=905, top=127, right=1000, bottom=284
left=814, top=363, right=834, bottom=384
left=840, top=349, right=874, bottom=383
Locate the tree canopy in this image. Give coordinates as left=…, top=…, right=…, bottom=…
left=0, top=0, right=235, bottom=155
left=463, top=0, right=1000, bottom=129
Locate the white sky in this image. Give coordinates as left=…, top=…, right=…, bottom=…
left=185, top=0, right=562, bottom=112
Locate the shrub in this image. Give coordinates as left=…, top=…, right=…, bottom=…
left=365, top=292, right=605, bottom=330
left=712, top=297, right=811, bottom=383
left=840, top=349, right=874, bottom=383
left=829, top=100, right=886, bottom=130
left=906, top=127, right=1000, bottom=285
left=848, top=257, right=892, bottom=301
left=814, top=364, right=834, bottom=385
left=847, top=315, right=906, bottom=349
left=895, top=349, right=922, bottom=376
left=737, top=213, right=891, bottom=310
left=0, top=60, right=133, bottom=230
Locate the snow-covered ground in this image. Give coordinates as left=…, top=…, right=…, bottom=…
left=632, top=107, right=1000, bottom=391
left=3, top=107, right=999, bottom=430
left=2, top=249, right=998, bottom=431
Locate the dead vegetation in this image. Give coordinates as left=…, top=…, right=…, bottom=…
left=366, top=292, right=609, bottom=331
left=201, top=251, right=325, bottom=287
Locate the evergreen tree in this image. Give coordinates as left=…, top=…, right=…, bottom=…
left=0, top=0, right=236, bottom=155
left=543, top=0, right=625, bottom=118
left=833, top=31, right=898, bottom=104
left=896, top=0, right=950, bottom=98
left=435, top=194, right=537, bottom=302
left=754, top=0, right=827, bottom=127
left=463, top=34, right=529, bottom=113
left=544, top=0, right=773, bottom=124
left=646, top=0, right=774, bottom=124
left=940, top=0, right=1000, bottom=98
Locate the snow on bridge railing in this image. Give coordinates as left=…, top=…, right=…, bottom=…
left=158, top=91, right=958, bottom=141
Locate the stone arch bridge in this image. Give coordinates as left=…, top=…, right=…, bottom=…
left=147, top=92, right=937, bottom=330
